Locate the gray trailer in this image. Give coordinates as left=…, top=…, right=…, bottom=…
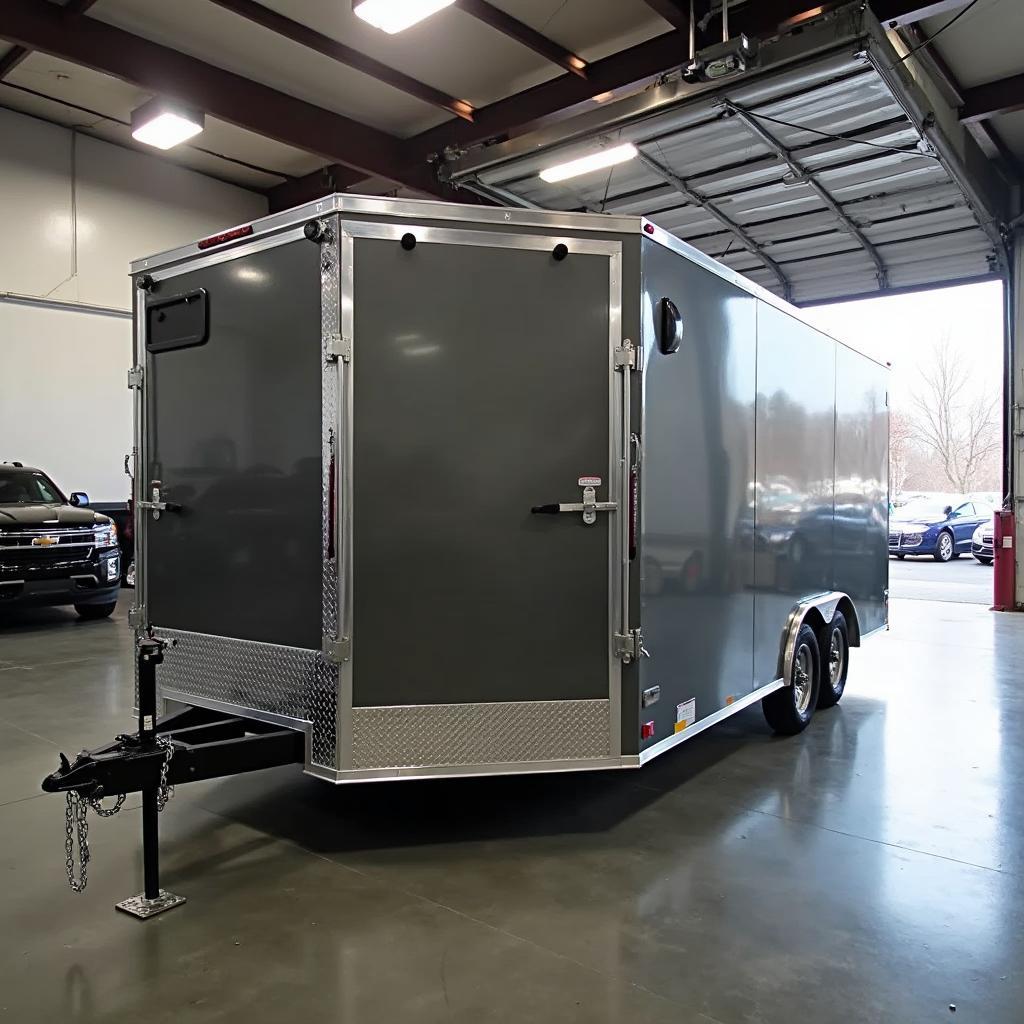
left=44, top=195, right=888, bottom=912
left=129, top=194, right=888, bottom=781
left=44, top=195, right=890, bottom=914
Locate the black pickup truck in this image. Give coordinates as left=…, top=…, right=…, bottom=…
left=0, top=463, right=122, bottom=618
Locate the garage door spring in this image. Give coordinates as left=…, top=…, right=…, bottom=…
left=64, top=737, right=175, bottom=893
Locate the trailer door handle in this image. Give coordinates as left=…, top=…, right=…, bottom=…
left=531, top=481, right=617, bottom=526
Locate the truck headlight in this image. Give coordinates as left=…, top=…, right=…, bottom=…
left=106, top=556, right=120, bottom=581
left=94, top=523, right=118, bottom=548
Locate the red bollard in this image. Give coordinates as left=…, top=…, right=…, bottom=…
left=992, top=509, right=1017, bottom=612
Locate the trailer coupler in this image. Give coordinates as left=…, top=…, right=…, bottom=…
left=41, top=636, right=304, bottom=918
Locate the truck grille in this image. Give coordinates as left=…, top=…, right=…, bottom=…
left=0, top=529, right=95, bottom=566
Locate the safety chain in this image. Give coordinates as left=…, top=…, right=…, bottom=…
left=63, top=736, right=176, bottom=893
left=155, top=736, right=176, bottom=811
left=65, top=790, right=90, bottom=893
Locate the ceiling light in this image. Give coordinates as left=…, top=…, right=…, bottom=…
left=539, top=143, right=638, bottom=184
left=353, top=0, right=455, bottom=34
left=131, top=97, right=204, bottom=150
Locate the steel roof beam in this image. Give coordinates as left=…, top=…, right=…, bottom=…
left=635, top=149, right=794, bottom=300
left=206, top=0, right=474, bottom=121
left=722, top=100, right=890, bottom=288
left=960, top=72, right=1024, bottom=124
left=640, top=0, right=693, bottom=32
left=0, top=0, right=446, bottom=195
left=0, top=0, right=97, bottom=80
left=454, top=1, right=587, bottom=78
left=407, top=1, right=837, bottom=162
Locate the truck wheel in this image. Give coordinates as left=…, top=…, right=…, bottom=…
left=934, top=531, right=954, bottom=562
left=762, top=623, right=820, bottom=735
left=75, top=602, right=116, bottom=620
left=816, top=612, right=849, bottom=708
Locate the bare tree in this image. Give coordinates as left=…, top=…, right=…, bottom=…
left=912, top=336, right=1000, bottom=493
left=889, top=409, right=915, bottom=496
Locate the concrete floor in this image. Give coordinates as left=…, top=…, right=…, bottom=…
left=889, top=554, right=994, bottom=605
left=1, top=596, right=1022, bottom=1023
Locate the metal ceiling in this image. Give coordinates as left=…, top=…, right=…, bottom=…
left=447, top=42, right=999, bottom=304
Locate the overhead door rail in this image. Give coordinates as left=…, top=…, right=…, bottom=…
left=721, top=99, right=890, bottom=290
left=635, top=149, right=795, bottom=301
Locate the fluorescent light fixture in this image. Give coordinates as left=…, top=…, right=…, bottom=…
left=132, top=97, right=203, bottom=149
left=131, top=97, right=204, bottom=150
left=539, top=143, right=638, bottom=184
left=353, top=0, right=455, bottom=33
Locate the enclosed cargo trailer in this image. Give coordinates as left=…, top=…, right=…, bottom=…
left=44, top=195, right=888, bottom=912
left=121, top=194, right=888, bottom=780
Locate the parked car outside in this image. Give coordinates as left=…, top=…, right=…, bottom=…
left=0, top=463, right=121, bottom=618
left=972, top=518, right=995, bottom=565
left=889, top=496, right=993, bottom=562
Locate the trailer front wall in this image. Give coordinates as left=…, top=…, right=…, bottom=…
left=637, top=240, right=758, bottom=752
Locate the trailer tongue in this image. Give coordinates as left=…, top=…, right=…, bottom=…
left=42, top=636, right=304, bottom=917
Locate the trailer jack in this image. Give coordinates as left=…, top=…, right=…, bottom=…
left=41, top=636, right=305, bottom=918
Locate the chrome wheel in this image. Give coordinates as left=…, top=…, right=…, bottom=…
left=793, top=642, right=814, bottom=715
left=828, top=626, right=845, bottom=688
left=938, top=532, right=953, bottom=561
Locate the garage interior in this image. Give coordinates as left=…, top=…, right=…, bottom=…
left=1, top=1, right=1023, bottom=1021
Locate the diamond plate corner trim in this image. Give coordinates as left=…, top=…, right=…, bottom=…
left=316, top=217, right=342, bottom=769
left=155, top=629, right=332, bottom=736
left=350, top=699, right=611, bottom=770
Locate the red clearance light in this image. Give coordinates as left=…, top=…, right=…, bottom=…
left=643, top=223, right=655, bottom=235
left=197, top=224, right=254, bottom=250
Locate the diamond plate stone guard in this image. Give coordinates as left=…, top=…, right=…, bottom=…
left=350, top=699, right=612, bottom=770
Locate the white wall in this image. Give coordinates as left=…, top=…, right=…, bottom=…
left=0, top=107, right=267, bottom=501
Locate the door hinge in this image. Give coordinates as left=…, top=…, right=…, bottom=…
left=128, top=605, right=147, bottom=629
left=322, top=636, right=351, bottom=664
left=127, top=366, right=144, bottom=389
left=613, top=341, right=636, bottom=371
left=613, top=628, right=648, bottom=663
left=326, top=334, right=352, bottom=363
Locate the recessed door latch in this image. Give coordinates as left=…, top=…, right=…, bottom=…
left=137, top=480, right=181, bottom=521
left=531, top=476, right=617, bottom=526
left=613, top=628, right=649, bottom=663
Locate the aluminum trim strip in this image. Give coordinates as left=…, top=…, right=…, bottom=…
left=148, top=226, right=308, bottom=282
left=308, top=755, right=636, bottom=784
left=638, top=679, right=785, bottom=765
left=131, top=194, right=640, bottom=275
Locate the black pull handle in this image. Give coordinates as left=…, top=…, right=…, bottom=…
left=531, top=504, right=561, bottom=515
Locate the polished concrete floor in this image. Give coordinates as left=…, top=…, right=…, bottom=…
left=1, top=597, right=1022, bottom=1023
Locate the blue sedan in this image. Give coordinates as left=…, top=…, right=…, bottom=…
left=889, top=498, right=992, bottom=562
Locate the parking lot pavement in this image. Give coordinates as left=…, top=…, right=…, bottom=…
left=889, top=553, right=994, bottom=604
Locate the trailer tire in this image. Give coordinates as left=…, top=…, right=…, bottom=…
left=816, top=612, right=849, bottom=709
left=762, top=623, right=820, bottom=735
left=75, top=602, right=116, bottom=620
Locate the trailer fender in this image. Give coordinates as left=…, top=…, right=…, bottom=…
left=778, top=592, right=860, bottom=685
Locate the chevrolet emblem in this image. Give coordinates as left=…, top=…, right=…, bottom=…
left=31, top=536, right=60, bottom=547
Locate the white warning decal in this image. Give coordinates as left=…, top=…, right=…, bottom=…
left=675, top=698, right=696, bottom=734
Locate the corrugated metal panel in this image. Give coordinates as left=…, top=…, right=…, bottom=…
left=465, top=51, right=996, bottom=304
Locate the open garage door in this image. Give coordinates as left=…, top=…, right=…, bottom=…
left=442, top=9, right=1006, bottom=306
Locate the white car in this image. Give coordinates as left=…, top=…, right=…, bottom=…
left=972, top=520, right=995, bottom=565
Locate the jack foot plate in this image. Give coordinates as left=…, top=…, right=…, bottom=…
left=115, top=890, right=186, bottom=919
